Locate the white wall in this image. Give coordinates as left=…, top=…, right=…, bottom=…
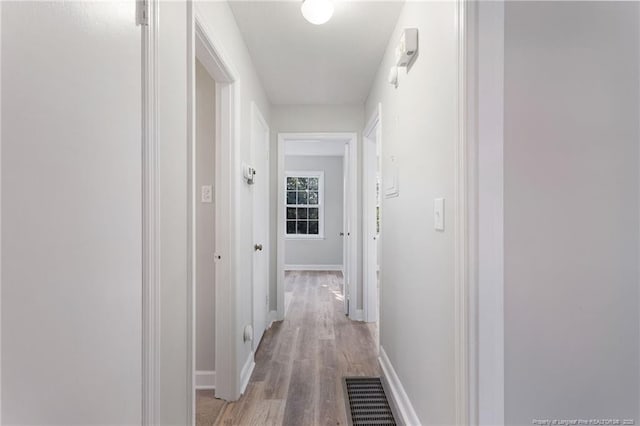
left=503, top=2, right=639, bottom=423
left=284, top=155, right=344, bottom=267
left=1, top=2, right=143, bottom=423
left=365, top=2, right=460, bottom=424
left=271, top=106, right=364, bottom=308
left=195, top=60, right=216, bottom=372
left=194, top=0, right=271, bottom=398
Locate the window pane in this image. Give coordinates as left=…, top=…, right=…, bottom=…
left=309, top=191, right=318, bottom=205
left=287, top=191, right=297, bottom=205
left=309, top=178, right=319, bottom=190
left=297, top=208, right=308, bottom=219
left=287, top=207, right=297, bottom=219
left=287, top=221, right=296, bottom=234
left=296, top=221, right=308, bottom=234
left=308, top=221, right=319, bottom=235
left=297, top=191, right=308, bottom=204
left=297, top=178, right=308, bottom=190
left=287, top=177, right=297, bottom=190
left=308, top=208, right=319, bottom=220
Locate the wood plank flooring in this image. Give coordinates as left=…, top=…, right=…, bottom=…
left=197, top=390, right=227, bottom=426
left=215, top=271, right=380, bottom=426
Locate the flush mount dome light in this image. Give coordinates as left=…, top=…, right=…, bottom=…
left=301, top=0, right=334, bottom=25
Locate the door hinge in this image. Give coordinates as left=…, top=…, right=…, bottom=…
left=137, top=0, right=149, bottom=26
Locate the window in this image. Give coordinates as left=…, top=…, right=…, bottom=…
left=285, top=171, right=324, bottom=238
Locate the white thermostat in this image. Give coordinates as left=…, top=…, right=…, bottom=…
left=395, top=28, right=418, bottom=68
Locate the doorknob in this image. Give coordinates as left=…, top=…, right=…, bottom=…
left=254, top=244, right=263, bottom=251
left=339, top=232, right=344, bottom=236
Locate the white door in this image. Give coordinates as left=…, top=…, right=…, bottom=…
left=2, top=1, right=143, bottom=424
left=251, top=104, right=270, bottom=350
left=342, top=144, right=350, bottom=315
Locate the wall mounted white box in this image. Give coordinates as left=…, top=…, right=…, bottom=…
left=434, top=198, right=445, bottom=231
left=395, top=28, right=419, bottom=68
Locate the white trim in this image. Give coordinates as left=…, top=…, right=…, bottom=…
left=284, top=264, right=343, bottom=272
left=363, top=104, right=382, bottom=324
left=0, top=1, right=3, bottom=421
left=277, top=133, right=359, bottom=321
left=195, top=371, right=217, bottom=390
left=465, top=0, right=479, bottom=423
left=187, top=2, right=196, bottom=422
left=186, top=8, right=241, bottom=420
left=240, top=352, right=256, bottom=395
left=267, top=310, right=279, bottom=329
left=454, top=0, right=471, bottom=425
left=349, top=309, right=365, bottom=322
left=141, top=1, right=160, bottom=424
left=475, top=1, right=505, bottom=424
left=379, top=347, right=420, bottom=426
left=284, top=235, right=325, bottom=241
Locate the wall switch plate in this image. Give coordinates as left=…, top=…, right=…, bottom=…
left=434, top=198, right=445, bottom=231
left=201, top=185, right=213, bottom=203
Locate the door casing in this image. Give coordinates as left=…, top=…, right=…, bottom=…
left=363, top=104, right=382, bottom=325
left=276, top=132, right=358, bottom=320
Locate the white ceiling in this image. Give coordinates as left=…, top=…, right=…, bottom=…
left=228, top=1, right=404, bottom=105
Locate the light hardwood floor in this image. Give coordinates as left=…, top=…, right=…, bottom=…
left=214, top=270, right=380, bottom=426
left=197, top=390, right=227, bottom=426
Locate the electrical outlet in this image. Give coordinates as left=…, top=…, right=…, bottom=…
left=201, top=185, right=213, bottom=203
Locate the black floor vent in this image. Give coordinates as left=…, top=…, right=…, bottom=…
left=343, top=377, right=397, bottom=426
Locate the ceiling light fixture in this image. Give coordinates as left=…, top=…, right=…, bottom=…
left=301, top=0, right=334, bottom=25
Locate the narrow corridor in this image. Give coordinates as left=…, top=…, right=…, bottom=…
left=214, top=271, right=380, bottom=425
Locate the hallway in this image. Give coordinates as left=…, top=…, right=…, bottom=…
left=214, top=271, right=380, bottom=425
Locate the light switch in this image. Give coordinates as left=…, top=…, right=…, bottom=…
left=201, top=185, right=213, bottom=203
left=434, top=198, right=445, bottom=231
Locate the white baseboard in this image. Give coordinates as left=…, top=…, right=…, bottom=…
left=379, top=346, right=420, bottom=426
left=349, top=309, right=364, bottom=321
left=284, top=264, right=343, bottom=271
left=194, top=370, right=216, bottom=390
left=240, top=351, right=255, bottom=395
left=267, top=310, right=279, bottom=329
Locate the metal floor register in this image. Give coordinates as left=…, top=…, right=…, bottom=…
left=343, top=377, right=397, bottom=426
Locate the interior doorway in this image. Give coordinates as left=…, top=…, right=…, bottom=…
left=277, top=133, right=358, bottom=320
left=193, top=58, right=217, bottom=393
left=188, top=9, right=240, bottom=425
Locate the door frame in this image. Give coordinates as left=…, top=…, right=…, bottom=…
left=187, top=4, right=240, bottom=424
left=276, top=132, right=358, bottom=320
left=464, top=0, right=506, bottom=424
left=141, top=1, right=159, bottom=423
left=0, top=1, right=4, bottom=421
left=250, top=101, right=270, bottom=351
left=362, top=104, right=382, bottom=325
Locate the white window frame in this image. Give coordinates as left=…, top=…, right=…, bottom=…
left=284, top=170, right=325, bottom=240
